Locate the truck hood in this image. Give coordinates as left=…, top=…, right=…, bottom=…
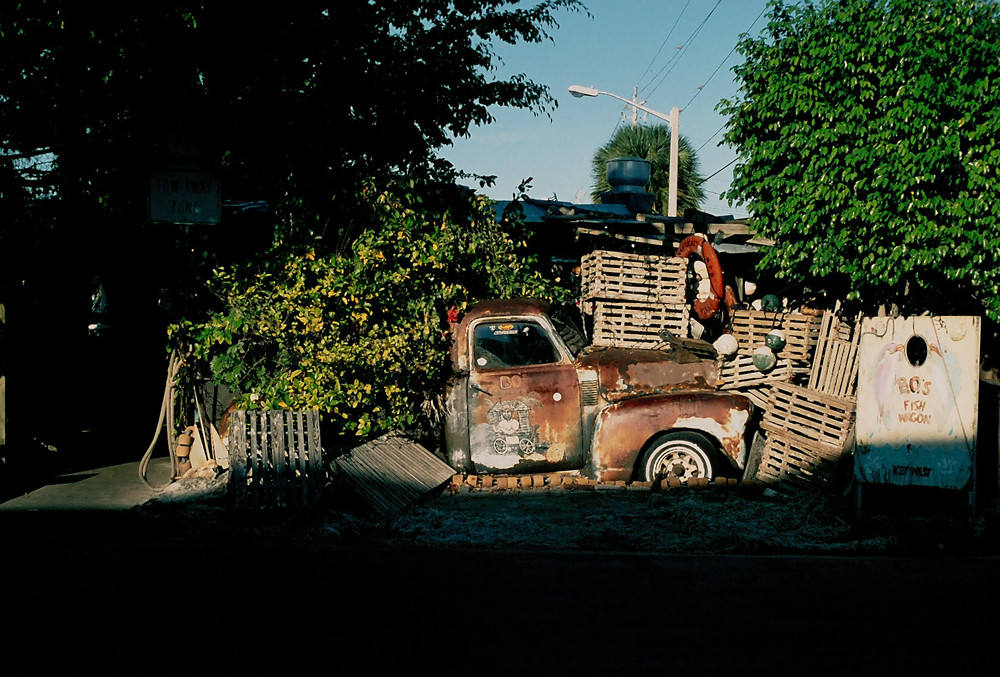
left=577, top=345, right=721, bottom=403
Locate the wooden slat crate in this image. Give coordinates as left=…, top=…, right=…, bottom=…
left=729, top=310, right=823, bottom=362
left=591, top=301, right=690, bottom=348
left=581, top=250, right=687, bottom=304
left=228, top=410, right=324, bottom=509
left=737, top=386, right=771, bottom=411
left=719, top=353, right=793, bottom=391
left=760, top=382, right=856, bottom=454
left=754, top=431, right=844, bottom=489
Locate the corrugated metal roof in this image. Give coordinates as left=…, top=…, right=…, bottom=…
left=334, top=432, right=456, bottom=514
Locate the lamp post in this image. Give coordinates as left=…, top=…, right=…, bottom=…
left=569, top=85, right=680, bottom=218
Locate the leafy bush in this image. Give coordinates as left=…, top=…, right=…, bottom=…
left=170, top=181, right=571, bottom=445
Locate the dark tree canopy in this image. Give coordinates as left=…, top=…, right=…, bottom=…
left=720, top=0, right=1000, bottom=319
left=1, top=1, right=584, bottom=235
left=590, top=124, right=705, bottom=216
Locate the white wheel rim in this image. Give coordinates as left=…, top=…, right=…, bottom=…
left=646, top=440, right=710, bottom=482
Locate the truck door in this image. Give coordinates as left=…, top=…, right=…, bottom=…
left=467, top=318, right=584, bottom=474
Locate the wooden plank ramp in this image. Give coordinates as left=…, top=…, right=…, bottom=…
left=334, top=432, right=456, bottom=514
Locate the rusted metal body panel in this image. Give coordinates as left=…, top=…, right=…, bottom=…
left=445, top=298, right=751, bottom=478
left=855, top=315, right=980, bottom=490
left=589, top=391, right=752, bottom=482
left=448, top=300, right=586, bottom=474
left=577, top=346, right=719, bottom=401
left=466, top=360, right=585, bottom=474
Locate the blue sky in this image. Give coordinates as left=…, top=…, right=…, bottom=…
left=440, top=0, right=774, bottom=219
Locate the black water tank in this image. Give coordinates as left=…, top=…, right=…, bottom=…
left=604, top=157, right=654, bottom=212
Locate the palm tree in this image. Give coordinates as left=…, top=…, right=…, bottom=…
left=590, top=124, right=705, bottom=215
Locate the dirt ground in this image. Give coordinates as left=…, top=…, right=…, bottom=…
left=140, top=470, right=1000, bottom=556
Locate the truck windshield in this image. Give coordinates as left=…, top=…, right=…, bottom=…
left=472, top=321, right=559, bottom=369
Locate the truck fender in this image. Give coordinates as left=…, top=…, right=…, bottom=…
left=588, top=391, right=752, bottom=482
left=443, top=377, right=472, bottom=472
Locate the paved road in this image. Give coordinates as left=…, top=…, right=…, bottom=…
left=0, top=458, right=174, bottom=512
left=2, top=538, right=997, bottom=675
left=2, top=460, right=997, bottom=674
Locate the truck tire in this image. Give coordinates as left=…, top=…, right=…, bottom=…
left=639, top=431, right=717, bottom=484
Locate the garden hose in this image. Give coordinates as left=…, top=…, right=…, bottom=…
left=138, top=351, right=183, bottom=490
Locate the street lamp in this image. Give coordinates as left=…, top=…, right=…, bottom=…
left=569, top=85, right=681, bottom=218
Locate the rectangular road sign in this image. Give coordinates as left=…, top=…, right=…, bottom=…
left=149, top=170, right=221, bottom=225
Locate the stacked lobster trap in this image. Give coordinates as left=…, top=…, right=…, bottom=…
left=578, top=247, right=863, bottom=490
left=718, top=309, right=825, bottom=408
left=750, top=308, right=863, bottom=489
left=580, top=249, right=691, bottom=347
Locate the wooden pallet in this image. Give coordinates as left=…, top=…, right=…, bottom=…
left=581, top=250, right=687, bottom=304
left=591, top=300, right=690, bottom=348
left=729, top=310, right=823, bottom=362
left=228, top=410, right=325, bottom=509
left=754, top=431, right=845, bottom=489
left=760, top=382, right=856, bottom=454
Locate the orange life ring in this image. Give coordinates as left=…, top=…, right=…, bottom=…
left=677, top=235, right=725, bottom=320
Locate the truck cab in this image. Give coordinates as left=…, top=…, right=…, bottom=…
left=444, top=299, right=752, bottom=484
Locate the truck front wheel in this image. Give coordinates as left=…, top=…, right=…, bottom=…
left=639, top=431, right=717, bottom=484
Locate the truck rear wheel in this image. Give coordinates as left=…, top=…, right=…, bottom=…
left=639, top=431, right=717, bottom=484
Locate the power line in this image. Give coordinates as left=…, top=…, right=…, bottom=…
left=641, top=0, right=723, bottom=102
left=700, top=157, right=737, bottom=184
left=696, top=124, right=727, bottom=153
left=681, top=6, right=767, bottom=112
left=635, top=0, right=691, bottom=91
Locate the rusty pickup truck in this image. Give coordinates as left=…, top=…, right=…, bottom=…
left=444, top=299, right=753, bottom=484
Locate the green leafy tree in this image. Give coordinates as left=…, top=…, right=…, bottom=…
left=720, top=0, right=1000, bottom=319
left=170, top=181, right=571, bottom=445
left=590, top=124, right=705, bottom=215
left=1, top=2, right=585, bottom=233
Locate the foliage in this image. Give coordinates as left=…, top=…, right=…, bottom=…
left=169, top=181, right=572, bottom=444
left=590, top=124, right=705, bottom=215
left=720, top=0, right=1000, bottom=319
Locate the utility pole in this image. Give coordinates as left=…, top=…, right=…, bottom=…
left=569, top=84, right=681, bottom=216
left=668, top=105, right=680, bottom=218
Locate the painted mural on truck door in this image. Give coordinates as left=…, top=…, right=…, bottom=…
left=466, top=319, right=584, bottom=473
